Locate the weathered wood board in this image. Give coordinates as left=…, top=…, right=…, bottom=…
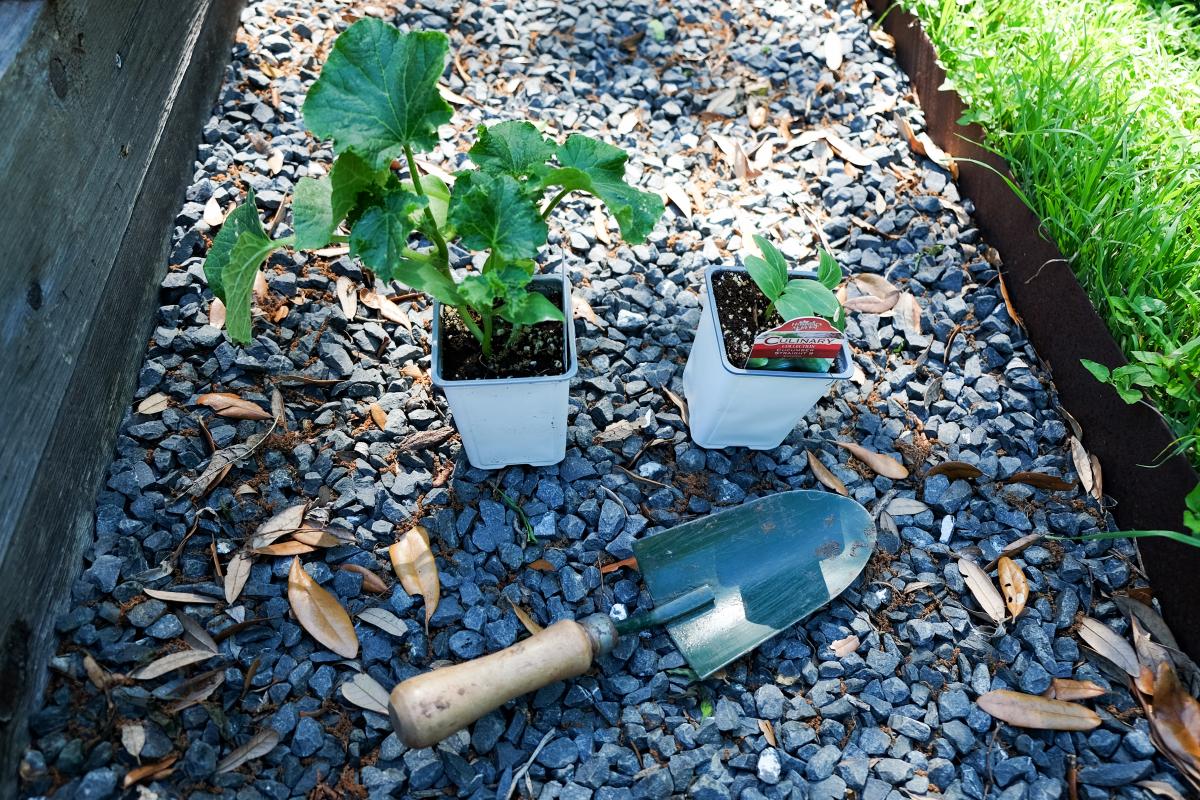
left=0, top=1, right=244, bottom=793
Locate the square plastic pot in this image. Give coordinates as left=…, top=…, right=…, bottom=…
left=431, top=272, right=577, bottom=469
left=682, top=265, right=853, bottom=450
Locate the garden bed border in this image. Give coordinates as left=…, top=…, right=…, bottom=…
left=865, top=0, right=1200, bottom=657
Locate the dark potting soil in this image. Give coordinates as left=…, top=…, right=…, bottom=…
left=711, top=270, right=837, bottom=374
left=440, top=283, right=567, bottom=380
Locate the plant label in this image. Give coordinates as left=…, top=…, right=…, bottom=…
left=746, top=317, right=844, bottom=367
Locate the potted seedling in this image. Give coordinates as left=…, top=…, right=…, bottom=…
left=683, top=235, right=852, bottom=449
left=202, top=21, right=663, bottom=468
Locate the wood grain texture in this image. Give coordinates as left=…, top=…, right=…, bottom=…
left=389, top=620, right=598, bottom=748
left=0, top=1, right=243, bottom=794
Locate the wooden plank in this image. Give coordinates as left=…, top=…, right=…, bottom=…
left=0, top=0, right=244, bottom=792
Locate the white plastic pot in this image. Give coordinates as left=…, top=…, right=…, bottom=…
left=683, top=265, right=853, bottom=450
left=431, top=272, right=577, bottom=469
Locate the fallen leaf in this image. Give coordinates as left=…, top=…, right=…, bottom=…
left=528, top=559, right=555, bottom=572
left=893, top=292, right=922, bottom=333
left=1149, top=663, right=1200, bottom=785
left=822, top=131, right=873, bottom=167
left=254, top=541, right=317, bottom=556
left=927, top=461, right=983, bottom=480
left=196, top=393, right=273, bottom=421
left=248, top=502, right=308, bottom=550
left=270, top=386, right=285, bottom=427
left=358, top=607, right=408, bottom=638
left=216, top=729, right=280, bottom=774
left=836, top=442, right=909, bottom=479
left=823, top=30, right=844, bottom=70
left=1089, top=454, right=1103, bottom=502
left=341, top=672, right=390, bottom=715
left=758, top=719, right=777, bottom=746
left=1131, top=618, right=1175, bottom=692
left=1043, top=678, right=1106, bottom=701
left=253, top=270, right=269, bottom=302
left=189, top=427, right=276, bottom=498
left=165, top=668, right=224, bottom=713
left=977, top=690, right=1101, bottom=731
left=573, top=294, right=603, bottom=326
left=123, top=755, right=178, bottom=788
left=600, top=556, right=639, bottom=575
left=340, top=564, right=388, bottom=594
left=997, top=557, right=1028, bottom=619
left=1005, top=472, right=1075, bottom=492
left=747, top=101, right=768, bottom=130
left=176, top=613, right=218, bottom=654
left=1078, top=616, right=1140, bottom=677
left=998, top=271, right=1024, bottom=327
left=594, top=417, right=648, bottom=445
left=143, top=588, right=220, bottom=604
left=665, top=388, right=689, bottom=425
left=983, top=533, right=1044, bottom=571
left=1137, top=781, right=1187, bottom=800
left=288, top=557, right=359, bottom=658
left=121, top=722, right=146, bottom=759
left=137, top=393, right=170, bottom=415
left=958, top=558, right=1005, bottom=624
left=887, top=497, right=929, bottom=516
left=267, top=149, right=284, bottom=175
left=510, top=601, right=543, bottom=635
left=203, top=196, right=226, bottom=227
left=130, top=649, right=216, bottom=680
left=868, top=27, right=895, bottom=49
left=831, top=635, right=859, bottom=658
left=369, top=403, right=388, bottom=430
left=388, top=527, right=440, bottom=633
left=336, top=276, right=358, bottom=319
left=661, top=180, right=693, bottom=221
left=807, top=450, right=848, bottom=496
left=83, top=654, right=114, bottom=691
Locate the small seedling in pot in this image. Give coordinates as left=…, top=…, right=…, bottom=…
left=203, top=21, right=663, bottom=369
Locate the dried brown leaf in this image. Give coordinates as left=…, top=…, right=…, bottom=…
left=83, top=654, right=114, bottom=691
left=1005, top=471, right=1075, bottom=492
left=203, top=196, right=226, bottom=227
left=573, top=294, right=603, bottom=326
left=758, top=719, right=777, bottom=746
left=601, top=556, right=640, bottom=575
left=336, top=276, right=358, bottom=319
left=389, top=527, right=440, bottom=633
left=977, top=689, right=1101, bottom=731
left=165, top=669, right=225, bottom=714
left=216, top=729, right=280, bottom=774
left=358, top=607, right=408, bottom=638
left=121, top=722, right=145, bottom=759
left=196, top=393, right=272, bottom=421
left=510, top=601, right=543, bottom=635
left=528, top=559, right=555, bottom=572
left=997, top=556, right=1028, bottom=619
left=341, top=672, right=390, bottom=715
left=123, top=755, right=179, bottom=788
left=998, top=271, right=1024, bottom=327
left=1078, top=616, right=1140, bottom=677
left=188, top=427, right=275, bottom=499
left=1044, top=678, right=1106, bottom=701
left=824, top=31, right=844, bottom=70
left=137, top=393, right=170, bottom=415
left=176, top=612, right=219, bottom=654
left=1137, top=781, right=1187, bottom=800
left=340, top=564, right=388, bottom=594
left=1150, top=663, right=1200, bottom=775
left=368, top=402, right=388, bottom=430
left=254, top=541, right=317, bottom=556
left=130, top=649, right=216, bottom=680
left=887, top=497, right=929, bottom=516
left=807, top=450, right=848, bottom=496
left=958, top=558, right=1006, bottom=624
left=836, top=441, right=909, bottom=479
left=927, top=461, right=983, bottom=480
left=983, top=533, right=1044, bottom=571
left=1089, top=454, right=1103, bottom=502
left=208, top=297, right=226, bottom=329
left=288, top=557, right=359, bottom=658
left=831, top=634, right=859, bottom=658
left=248, top=502, right=308, bottom=550
left=665, top=388, right=689, bottom=425
left=143, top=588, right=220, bottom=605
left=661, top=179, right=693, bottom=221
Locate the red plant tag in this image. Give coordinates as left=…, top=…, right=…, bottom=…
left=747, top=317, right=844, bottom=361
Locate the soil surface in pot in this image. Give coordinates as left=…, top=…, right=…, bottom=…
left=440, top=283, right=567, bottom=380
left=711, top=270, right=837, bottom=373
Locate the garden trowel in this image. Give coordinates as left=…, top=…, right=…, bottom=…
left=389, top=490, right=875, bottom=747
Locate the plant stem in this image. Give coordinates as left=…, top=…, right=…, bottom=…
left=481, top=310, right=494, bottom=358
left=540, top=188, right=571, bottom=219
left=458, top=306, right=487, bottom=351
left=403, top=144, right=451, bottom=275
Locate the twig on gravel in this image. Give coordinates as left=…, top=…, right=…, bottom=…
left=503, top=728, right=555, bottom=800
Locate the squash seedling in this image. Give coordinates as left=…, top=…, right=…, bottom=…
left=744, top=235, right=844, bottom=332
left=203, top=20, right=663, bottom=365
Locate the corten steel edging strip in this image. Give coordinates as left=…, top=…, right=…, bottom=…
left=866, top=0, right=1200, bottom=657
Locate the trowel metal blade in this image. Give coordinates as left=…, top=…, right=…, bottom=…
left=632, top=490, right=875, bottom=678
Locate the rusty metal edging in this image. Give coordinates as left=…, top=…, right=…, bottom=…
left=865, top=0, right=1200, bottom=657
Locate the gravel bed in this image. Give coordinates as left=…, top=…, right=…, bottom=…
left=17, top=0, right=1191, bottom=798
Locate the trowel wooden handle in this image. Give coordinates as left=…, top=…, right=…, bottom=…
left=389, top=615, right=617, bottom=748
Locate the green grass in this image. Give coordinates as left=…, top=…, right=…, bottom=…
left=898, top=0, right=1200, bottom=478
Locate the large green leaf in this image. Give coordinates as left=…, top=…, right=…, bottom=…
left=448, top=172, right=547, bottom=263
left=776, top=279, right=841, bottom=322
left=403, top=174, right=451, bottom=233
left=204, top=193, right=268, bottom=301
left=224, top=232, right=279, bottom=343
left=391, top=260, right=463, bottom=307
left=499, top=290, right=563, bottom=326
left=302, top=21, right=453, bottom=169
left=293, top=152, right=384, bottom=249
left=468, top=121, right=555, bottom=179
left=538, top=134, right=664, bottom=243
left=457, top=274, right=496, bottom=313
left=349, top=188, right=426, bottom=278
left=817, top=249, right=842, bottom=290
